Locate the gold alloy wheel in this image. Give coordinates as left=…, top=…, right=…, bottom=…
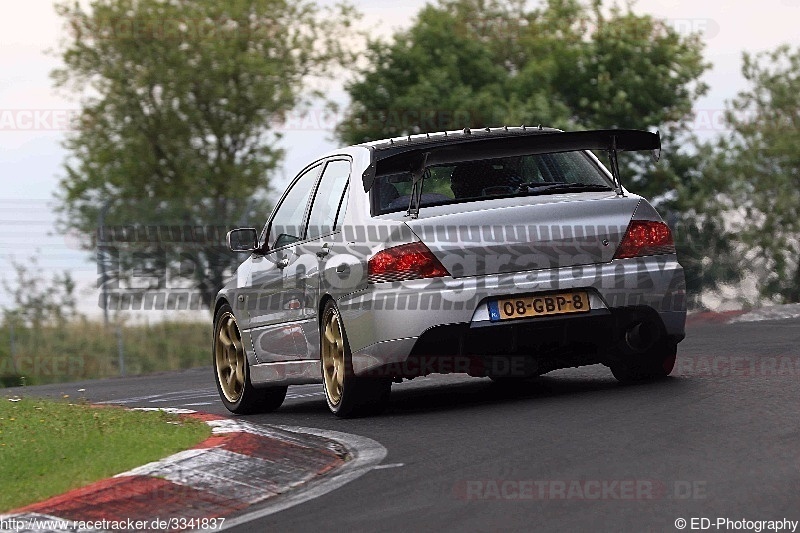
left=215, top=312, right=246, bottom=403
left=321, top=308, right=346, bottom=406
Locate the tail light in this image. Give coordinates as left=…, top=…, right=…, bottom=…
left=368, top=242, right=450, bottom=283
left=614, top=220, right=676, bottom=259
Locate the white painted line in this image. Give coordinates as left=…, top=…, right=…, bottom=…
left=206, top=418, right=251, bottom=435
left=372, top=463, right=405, bottom=470
left=729, top=303, right=800, bottom=323
left=95, top=389, right=214, bottom=404
left=148, top=394, right=217, bottom=403
left=217, top=426, right=388, bottom=530
left=132, top=407, right=197, bottom=414
left=286, top=392, right=325, bottom=399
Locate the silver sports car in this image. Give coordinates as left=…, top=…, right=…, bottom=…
left=214, top=127, right=686, bottom=417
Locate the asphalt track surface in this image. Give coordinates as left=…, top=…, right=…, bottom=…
left=7, top=317, right=800, bottom=532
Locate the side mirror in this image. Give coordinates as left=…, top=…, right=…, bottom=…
left=226, top=228, right=259, bottom=252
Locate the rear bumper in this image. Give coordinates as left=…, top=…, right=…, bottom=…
left=343, top=256, right=686, bottom=376
left=352, top=306, right=683, bottom=377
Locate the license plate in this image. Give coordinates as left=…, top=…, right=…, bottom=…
left=490, top=291, right=590, bottom=322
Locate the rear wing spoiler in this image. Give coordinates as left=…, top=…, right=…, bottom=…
left=361, top=128, right=662, bottom=196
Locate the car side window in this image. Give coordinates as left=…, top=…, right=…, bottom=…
left=306, top=159, right=351, bottom=240
left=267, top=163, right=321, bottom=249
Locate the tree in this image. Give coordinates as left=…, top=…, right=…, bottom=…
left=336, top=0, right=715, bottom=304
left=648, top=138, right=748, bottom=309
left=336, top=0, right=708, bottom=143
left=53, top=0, right=356, bottom=309
left=708, top=45, right=800, bottom=303
left=1, top=258, right=80, bottom=330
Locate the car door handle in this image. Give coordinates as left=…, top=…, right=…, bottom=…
left=316, top=244, right=330, bottom=258
left=276, top=257, right=289, bottom=269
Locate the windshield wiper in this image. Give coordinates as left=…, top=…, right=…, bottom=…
left=517, top=182, right=612, bottom=195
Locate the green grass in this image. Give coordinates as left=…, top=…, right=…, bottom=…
left=0, top=397, right=211, bottom=512
left=0, top=320, right=211, bottom=386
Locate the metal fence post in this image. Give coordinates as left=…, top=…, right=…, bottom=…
left=116, top=325, right=125, bottom=377
left=8, top=320, right=18, bottom=376
left=98, top=201, right=110, bottom=328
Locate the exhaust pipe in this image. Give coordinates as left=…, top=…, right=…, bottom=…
left=624, top=321, right=658, bottom=353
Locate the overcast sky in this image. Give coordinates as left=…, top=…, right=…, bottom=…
left=1, top=0, right=799, bottom=316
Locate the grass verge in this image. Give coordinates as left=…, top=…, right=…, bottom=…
left=0, top=321, right=211, bottom=386
left=0, top=397, right=211, bottom=512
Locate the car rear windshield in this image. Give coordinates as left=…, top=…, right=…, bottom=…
left=372, top=150, right=612, bottom=215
